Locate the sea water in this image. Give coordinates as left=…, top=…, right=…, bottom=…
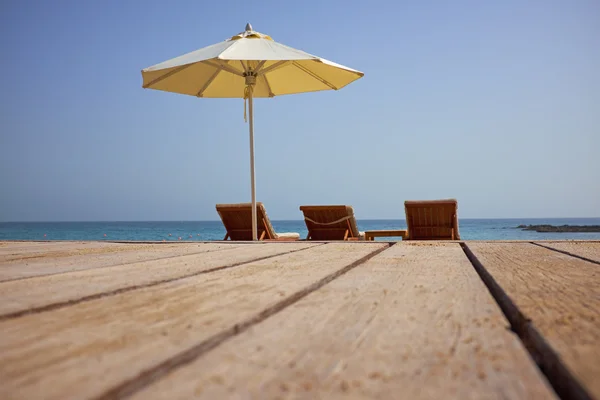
left=1, top=218, right=600, bottom=241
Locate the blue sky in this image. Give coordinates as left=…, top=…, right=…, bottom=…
left=1, top=0, right=598, bottom=221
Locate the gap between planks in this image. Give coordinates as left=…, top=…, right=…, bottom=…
left=0, top=243, right=323, bottom=322
left=93, top=243, right=390, bottom=400
left=0, top=243, right=387, bottom=400
left=0, top=244, right=247, bottom=283
left=128, top=242, right=556, bottom=400
left=531, top=242, right=600, bottom=266
left=461, top=243, right=594, bottom=400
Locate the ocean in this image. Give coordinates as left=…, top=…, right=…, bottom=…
left=1, top=218, right=599, bottom=241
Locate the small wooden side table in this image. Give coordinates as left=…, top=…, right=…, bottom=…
left=364, top=230, right=408, bottom=241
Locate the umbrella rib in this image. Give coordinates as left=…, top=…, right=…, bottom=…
left=142, top=63, right=195, bottom=88
left=261, top=74, right=275, bottom=97
left=217, top=59, right=245, bottom=76
left=292, top=61, right=338, bottom=90
left=253, top=60, right=267, bottom=73
left=203, top=60, right=244, bottom=77
left=196, top=68, right=222, bottom=97
left=257, top=60, right=291, bottom=76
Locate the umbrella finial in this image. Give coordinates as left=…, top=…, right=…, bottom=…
left=245, top=23, right=253, bottom=32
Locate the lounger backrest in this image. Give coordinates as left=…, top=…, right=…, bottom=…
left=216, top=203, right=277, bottom=240
left=404, top=199, right=460, bottom=240
left=299, top=205, right=360, bottom=240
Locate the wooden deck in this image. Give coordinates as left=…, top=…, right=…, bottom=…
left=1, top=240, right=599, bottom=400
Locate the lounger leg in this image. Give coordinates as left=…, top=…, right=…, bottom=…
left=262, top=218, right=272, bottom=239
left=346, top=220, right=354, bottom=239
left=223, top=233, right=230, bottom=240
left=343, top=229, right=349, bottom=241
left=259, top=231, right=266, bottom=241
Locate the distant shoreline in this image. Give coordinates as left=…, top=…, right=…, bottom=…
left=516, top=224, right=600, bottom=233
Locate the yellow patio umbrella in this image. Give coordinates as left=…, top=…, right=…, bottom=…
left=141, top=24, right=364, bottom=240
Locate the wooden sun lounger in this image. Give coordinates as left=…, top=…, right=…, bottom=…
left=404, top=199, right=460, bottom=240
left=299, top=205, right=364, bottom=240
left=216, top=203, right=299, bottom=241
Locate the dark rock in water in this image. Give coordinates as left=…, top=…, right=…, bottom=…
left=516, top=224, right=600, bottom=233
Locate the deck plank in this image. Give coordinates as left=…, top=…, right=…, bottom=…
left=130, top=243, right=556, bottom=400
left=0, top=242, right=243, bottom=281
left=466, top=242, right=600, bottom=399
left=0, top=242, right=385, bottom=400
left=534, top=241, right=600, bottom=264
left=0, top=241, right=124, bottom=260
left=0, top=242, right=317, bottom=318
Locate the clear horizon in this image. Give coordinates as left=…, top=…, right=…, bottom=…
left=1, top=1, right=599, bottom=221
left=3, top=217, right=600, bottom=223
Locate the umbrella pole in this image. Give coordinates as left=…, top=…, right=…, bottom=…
left=248, top=89, right=258, bottom=241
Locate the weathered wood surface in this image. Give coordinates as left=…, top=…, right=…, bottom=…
left=0, top=241, right=124, bottom=260
left=0, top=242, right=243, bottom=281
left=0, top=242, right=317, bottom=318
left=534, top=241, right=600, bottom=264
left=466, top=242, right=600, bottom=399
left=0, top=242, right=385, bottom=400
left=131, top=242, right=555, bottom=400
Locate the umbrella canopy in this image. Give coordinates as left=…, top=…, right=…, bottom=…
left=141, top=24, right=364, bottom=240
